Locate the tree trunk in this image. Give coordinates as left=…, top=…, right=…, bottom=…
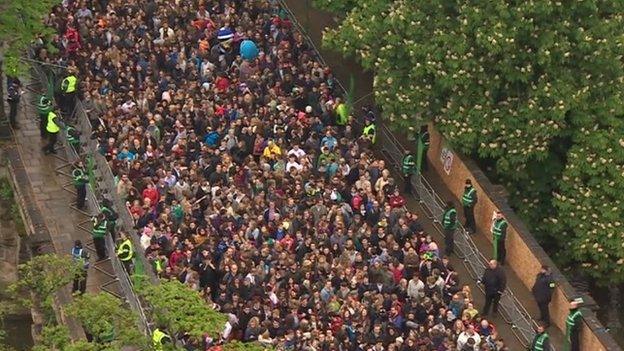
left=606, top=286, right=622, bottom=331
left=0, top=62, right=5, bottom=120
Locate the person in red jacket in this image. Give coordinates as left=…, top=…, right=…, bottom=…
left=142, top=182, right=160, bottom=205
left=388, top=188, right=407, bottom=208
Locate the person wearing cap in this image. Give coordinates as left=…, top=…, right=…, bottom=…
left=564, top=301, right=582, bottom=351
left=532, top=265, right=556, bottom=326
left=491, top=211, right=508, bottom=265
left=461, top=179, right=478, bottom=234
left=531, top=321, right=551, bottom=351
left=70, top=240, right=89, bottom=295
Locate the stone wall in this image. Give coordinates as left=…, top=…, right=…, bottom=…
left=426, top=124, right=619, bottom=351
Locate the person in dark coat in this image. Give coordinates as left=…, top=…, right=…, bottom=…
left=532, top=265, right=555, bottom=326
left=479, top=260, right=506, bottom=316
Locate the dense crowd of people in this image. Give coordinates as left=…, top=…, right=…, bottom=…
left=40, top=0, right=510, bottom=350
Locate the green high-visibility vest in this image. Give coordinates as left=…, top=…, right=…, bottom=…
left=37, top=96, right=52, bottom=115
left=92, top=219, right=107, bottom=238
left=564, top=309, right=582, bottom=351
left=401, top=154, right=416, bottom=175
left=492, top=218, right=507, bottom=260
left=116, top=239, right=133, bottom=261
left=67, top=126, right=79, bottom=145
left=462, top=187, right=476, bottom=207
left=442, top=208, right=458, bottom=230
left=152, top=328, right=170, bottom=350
left=62, top=75, right=77, bottom=93
left=363, top=124, right=376, bottom=143
left=46, top=111, right=60, bottom=133
left=493, top=218, right=507, bottom=239
left=533, top=332, right=549, bottom=351
left=72, top=168, right=88, bottom=186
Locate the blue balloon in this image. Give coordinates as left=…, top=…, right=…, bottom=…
left=240, top=40, right=259, bottom=61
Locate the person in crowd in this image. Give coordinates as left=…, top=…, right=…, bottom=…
left=40, top=1, right=509, bottom=349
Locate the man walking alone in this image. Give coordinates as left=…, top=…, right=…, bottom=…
left=491, top=211, right=508, bottom=265
left=479, top=260, right=506, bottom=316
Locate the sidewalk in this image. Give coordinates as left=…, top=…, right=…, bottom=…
left=9, top=81, right=122, bottom=299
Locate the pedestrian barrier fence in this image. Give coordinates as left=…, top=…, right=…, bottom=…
left=277, top=1, right=549, bottom=349
left=30, top=60, right=155, bottom=336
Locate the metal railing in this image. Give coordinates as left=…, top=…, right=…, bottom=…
left=276, top=1, right=544, bottom=349
left=30, top=61, right=154, bottom=336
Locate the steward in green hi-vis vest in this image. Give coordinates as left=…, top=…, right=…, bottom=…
left=462, top=179, right=478, bottom=234
left=72, top=163, right=89, bottom=210
left=442, top=203, right=458, bottom=256
left=492, top=213, right=508, bottom=265
left=362, top=122, right=376, bottom=144
left=531, top=327, right=550, bottom=351
left=36, top=96, right=53, bottom=138
left=564, top=302, right=582, bottom=351
left=442, top=207, right=458, bottom=230
left=92, top=215, right=108, bottom=260
left=66, top=125, right=81, bottom=151
left=401, top=151, right=416, bottom=194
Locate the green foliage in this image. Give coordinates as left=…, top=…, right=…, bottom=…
left=32, top=325, right=101, bottom=351
left=136, top=280, right=227, bottom=339
left=222, top=340, right=271, bottom=351
left=313, top=0, right=359, bottom=14
left=0, top=0, right=60, bottom=75
left=9, top=254, right=80, bottom=307
left=66, top=293, right=149, bottom=350
left=552, top=121, right=624, bottom=282
left=322, top=0, right=624, bottom=282
left=0, top=178, right=12, bottom=202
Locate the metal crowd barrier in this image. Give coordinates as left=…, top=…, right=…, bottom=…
left=276, top=1, right=546, bottom=349
left=30, top=62, right=154, bottom=336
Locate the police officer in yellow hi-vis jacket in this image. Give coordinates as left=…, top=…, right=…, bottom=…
left=43, top=110, right=64, bottom=155
left=60, top=68, right=78, bottom=117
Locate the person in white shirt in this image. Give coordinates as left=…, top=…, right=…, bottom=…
left=457, top=325, right=481, bottom=351
left=407, top=275, right=425, bottom=300
left=286, top=155, right=303, bottom=173
left=287, top=144, right=306, bottom=159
